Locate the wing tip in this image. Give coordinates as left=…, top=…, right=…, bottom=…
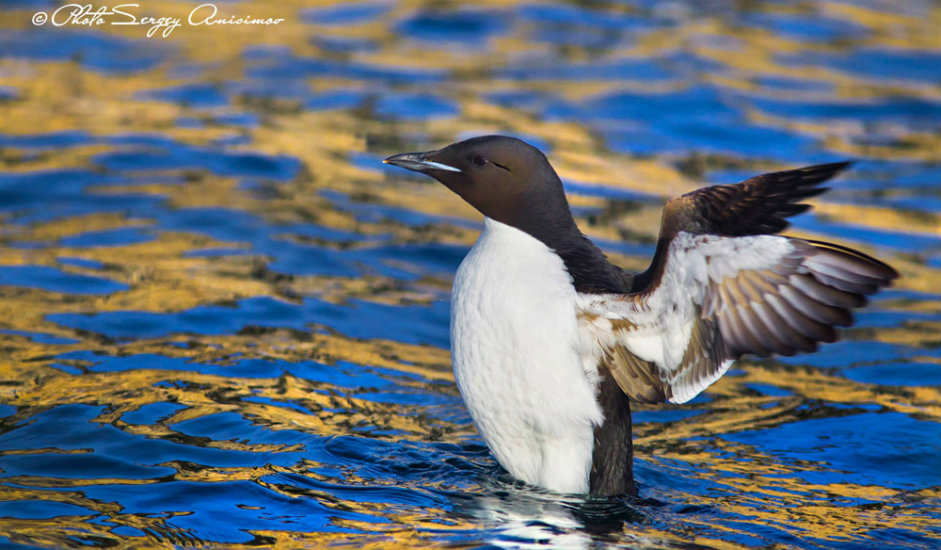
left=822, top=159, right=854, bottom=171
left=796, top=160, right=854, bottom=187
left=806, top=239, right=901, bottom=284
left=805, top=160, right=854, bottom=176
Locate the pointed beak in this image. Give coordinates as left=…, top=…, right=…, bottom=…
left=383, top=151, right=461, bottom=173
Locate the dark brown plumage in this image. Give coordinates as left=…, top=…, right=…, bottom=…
left=662, top=162, right=851, bottom=238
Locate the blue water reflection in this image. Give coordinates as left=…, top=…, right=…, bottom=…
left=397, top=9, right=509, bottom=45
left=0, top=265, right=127, bottom=294
left=0, top=29, right=169, bottom=73
left=726, top=412, right=941, bottom=489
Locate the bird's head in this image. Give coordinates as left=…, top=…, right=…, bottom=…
left=384, top=135, right=569, bottom=229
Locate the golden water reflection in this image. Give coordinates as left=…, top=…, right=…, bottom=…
left=0, top=0, right=939, bottom=548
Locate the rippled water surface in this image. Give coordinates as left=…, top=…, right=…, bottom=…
left=0, top=1, right=939, bottom=548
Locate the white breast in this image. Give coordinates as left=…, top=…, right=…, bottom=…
left=450, top=218, right=603, bottom=494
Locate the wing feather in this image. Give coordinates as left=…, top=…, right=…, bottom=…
left=657, top=162, right=851, bottom=238
left=604, top=345, right=664, bottom=404
left=579, top=233, right=897, bottom=404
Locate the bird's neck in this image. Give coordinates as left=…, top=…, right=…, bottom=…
left=498, top=176, right=633, bottom=294
left=518, top=214, right=632, bottom=294
left=555, top=236, right=633, bottom=294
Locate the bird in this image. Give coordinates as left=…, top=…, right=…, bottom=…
left=383, top=135, right=898, bottom=497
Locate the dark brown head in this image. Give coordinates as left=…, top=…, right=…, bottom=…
left=383, top=135, right=573, bottom=234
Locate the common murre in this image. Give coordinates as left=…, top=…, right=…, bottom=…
left=384, top=135, right=898, bottom=496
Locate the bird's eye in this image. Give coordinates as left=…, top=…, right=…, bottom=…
left=473, top=155, right=487, bottom=167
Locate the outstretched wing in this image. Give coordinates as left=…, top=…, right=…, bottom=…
left=579, top=163, right=898, bottom=404
left=659, top=162, right=850, bottom=237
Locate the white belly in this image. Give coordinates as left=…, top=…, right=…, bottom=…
left=450, top=218, right=603, bottom=494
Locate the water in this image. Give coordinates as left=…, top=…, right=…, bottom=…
left=0, top=0, right=939, bottom=548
